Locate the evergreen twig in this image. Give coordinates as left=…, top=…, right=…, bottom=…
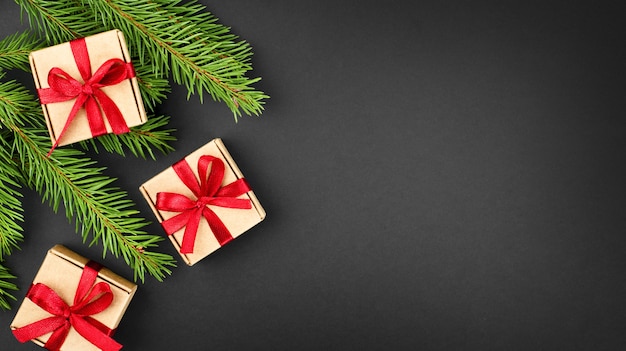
left=0, top=31, right=44, bottom=71
left=0, top=264, right=18, bottom=311
left=80, top=114, right=176, bottom=159
left=0, top=75, right=25, bottom=258
left=134, top=62, right=171, bottom=113
left=0, top=156, right=24, bottom=260
left=0, top=77, right=176, bottom=282
left=16, top=0, right=91, bottom=44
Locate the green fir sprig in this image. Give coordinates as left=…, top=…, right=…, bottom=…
left=0, top=31, right=44, bottom=71
left=80, top=115, right=176, bottom=159
left=0, top=143, right=24, bottom=261
left=133, top=63, right=171, bottom=113
left=0, top=264, right=18, bottom=310
left=0, top=73, right=27, bottom=262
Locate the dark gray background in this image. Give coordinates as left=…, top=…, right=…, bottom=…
left=1, top=1, right=626, bottom=350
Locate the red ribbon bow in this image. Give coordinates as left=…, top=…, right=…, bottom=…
left=37, top=37, right=135, bottom=156
left=12, top=261, right=122, bottom=351
left=156, top=155, right=252, bottom=254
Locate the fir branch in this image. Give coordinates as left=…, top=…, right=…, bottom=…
left=0, top=72, right=40, bottom=127
left=0, top=77, right=30, bottom=261
left=16, top=0, right=268, bottom=119
left=0, top=80, right=29, bottom=257
left=91, top=0, right=267, bottom=118
left=0, top=264, right=18, bottom=310
left=0, top=78, right=176, bottom=282
left=134, top=62, right=170, bottom=113
left=16, top=129, right=176, bottom=282
left=0, top=154, right=24, bottom=260
left=15, top=0, right=93, bottom=44
left=80, top=114, right=176, bottom=159
left=0, top=31, right=45, bottom=71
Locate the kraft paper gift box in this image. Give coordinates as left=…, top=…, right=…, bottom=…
left=10, top=245, right=137, bottom=351
left=29, top=29, right=147, bottom=147
left=140, top=138, right=266, bottom=266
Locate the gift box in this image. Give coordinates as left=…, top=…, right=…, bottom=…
left=10, top=245, right=137, bottom=351
left=29, top=29, right=147, bottom=149
left=140, top=138, right=266, bottom=266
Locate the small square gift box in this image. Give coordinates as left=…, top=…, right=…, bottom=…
left=140, top=138, right=266, bottom=266
left=29, top=29, right=147, bottom=153
left=10, top=245, right=137, bottom=351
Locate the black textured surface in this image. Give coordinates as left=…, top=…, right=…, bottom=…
left=1, top=1, right=626, bottom=350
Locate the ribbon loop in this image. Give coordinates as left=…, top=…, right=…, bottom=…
left=37, top=37, right=135, bottom=156
left=12, top=261, right=122, bottom=351
left=156, top=155, right=252, bottom=254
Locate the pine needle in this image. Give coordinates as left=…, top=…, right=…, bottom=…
left=134, top=62, right=171, bottom=113
left=0, top=151, right=24, bottom=260
left=0, top=264, right=17, bottom=310
left=0, top=31, right=45, bottom=71
left=16, top=0, right=93, bottom=44
left=80, top=114, right=176, bottom=159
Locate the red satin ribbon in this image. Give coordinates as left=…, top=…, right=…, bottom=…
left=156, top=155, right=252, bottom=254
left=37, top=37, right=135, bottom=156
left=12, top=261, right=122, bottom=351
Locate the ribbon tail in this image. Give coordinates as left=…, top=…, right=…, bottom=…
left=44, top=324, right=71, bottom=351
left=47, top=93, right=89, bottom=157
left=203, top=207, right=234, bottom=246
left=85, top=96, right=108, bottom=137
left=12, top=316, right=66, bottom=343
left=94, top=90, right=130, bottom=135
left=83, top=316, right=117, bottom=337
left=72, top=316, right=122, bottom=351
left=47, top=141, right=59, bottom=158
left=180, top=208, right=203, bottom=254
